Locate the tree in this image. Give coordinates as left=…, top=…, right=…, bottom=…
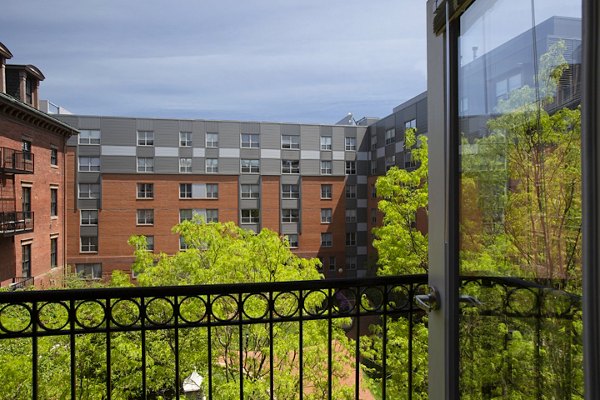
left=372, top=128, right=429, bottom=275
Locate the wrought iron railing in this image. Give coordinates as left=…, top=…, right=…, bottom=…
left=0, top=275, right=581, bottom=399
left=0, top=211, right=34, bottom=235
left=0, top=147, right=34, bottom=174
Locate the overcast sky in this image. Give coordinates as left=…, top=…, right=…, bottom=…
left=1, top=1, right=427, bottom=124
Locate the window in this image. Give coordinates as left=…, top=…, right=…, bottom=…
left=206, top=184, right=219, bottom=198
left=345, top=161, right=356, bottom=175
left=321, top=233, right=332, bottom=247
left=137, top=183, right=154, bottom=199
left=76, top=263, right=102, bottom=279
left=321, top=208, right=332, bottom=224
left=179, top=183, right=192, bottom=199
left=321, top=184, right=332, bottom=199
left=137, top=157, right=154, bottom=172
left=282, top=135, right=300, bottom=149
left=78, top=130, right=101, bottom=145
left=346, top=232, right=356, bottom=246
left=180, top=132, right=192, bottom=147
left=320, top=136, right=332, bottom=150
left=241, top=184, right=260, bottom=199
left=320, top=161, right=332, bottom=175
left=495, top=73, right=521, bottom=101
left=371, top=160, right=378, bottom=174
left=81, top=210, right=98, bottom=225
left=372, top=184, right=377, bottom=198
left=282, top=159, right=300, bottom=174
left=282, top=184, right=299, bottom=199
left=241, top=209, right=259, bottom=224
left=50, top=147, right=58, bottom=166
left=286, top=234, right=299, bottom=248
left=385, top=128, right=396, bottom=145
left=137, top=131, right=154, bottom=146
left=50, top=188, right=58, bottom=217
left=179, top=158, right=192, bottom=173
left=345, top=137, right=356, bottom=151
left=386, top=155, right=396, bottom=171
left=346, top=256, right=357, bottom=270
left=371, top=208, right=377, bottom=224
left=206, top=133, right=219, bottom=148
left=146, top=236, right=154, bottom=251
left=22, top=140, right=32, bottom=161
left=241, top=159, right=260, bottom=173
left=282, top=209, right=299, bottom=223
left=79, top=157, right=100, bottom=172
left=50, top=238, right=58, bottom=268
left=371, top=135, right=378, bottom=150
left=329, top=256, right=336, bottom=271
left=345, top=185, right=357, bottom=199
left=136, top=209, right=154, bottom=225
left=206, top=209, right=218, bottom=223
left=179, top=236, right=188, bottom=251
left=22, top=244, right=31, bottom=278
left=78, top=183, right=100, bottom=199
left=205, top=158, right=218, bottom=173
left=179, top=209, right=193, bottom=222
left=345, top=209, right=357, bottom=223
left=80, top=236, right=98, bottom=252
left=405, top=152, right=417, bottom=169
left=241, top=133, right=260, bottom=148
left=405, top=118, right=417, bottom=130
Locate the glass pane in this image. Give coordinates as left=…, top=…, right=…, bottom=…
left=458, top=0, right=582, bottom=397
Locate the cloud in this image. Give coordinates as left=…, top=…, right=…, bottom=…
left=2, top=0, right=427, bottom=123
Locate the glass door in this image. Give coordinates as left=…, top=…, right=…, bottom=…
left=455, top=0, right=583, bottom=397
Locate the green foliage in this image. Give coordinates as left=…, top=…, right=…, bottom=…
left=373, top=128, right=428, bottom=275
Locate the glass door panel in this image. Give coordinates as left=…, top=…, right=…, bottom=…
left=457, top=0, right=582, bottom=397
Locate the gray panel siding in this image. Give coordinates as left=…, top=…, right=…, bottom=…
left=78, top=199, right=101, bottom=210
left=320, top=151, right=332, bottom=161
left=300, top=160, right=319, bottom=176
left=78, top=173, right=101, bottom=184
left=136, top=119, right=154, bottom=131
left=102, top=118, right=137, bottom=146
left=281, top=150, right=300, bottom=159
left=239, top=175, right=260, bottom=184
left=101, top=156, right=135, bottom=173
left=219, top=158, right=240, bottom=174
left=154, top=120, right=180, bottom=146
left=240, top=149, right=260, bottom=159
left=80, top=226, right=98, bottom=237
left=261, top=159, right=281, bottom=175
left=281, top=224, right=299, bottom=235
left=155, top=157, right=178, bottom=174
left=136, top=147, right=155, bottom=157
left=179, top=148, right=193, bottom=158
left=78, top=146, right=101, bottom=156
left=332, top=127, right=345, bottom=150
left=239, top=199, right=259, bottom=209
left=300, top=126, right=319, bottom=150
left=219, top=122, right=241, bottom=147
left=281, top=199, right=300, bottom=209
left=280, top=175, right=300, bottom=185
left=281, top=124, right=300, bottom=135
left=332, top=160, right=345, bottom=176
left=260, top=124, right=281, bottom=149
left=241, top=122, right=260, bottom=134
left=192, top=158, right=206, bottom=172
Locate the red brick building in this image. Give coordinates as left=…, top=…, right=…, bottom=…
left=0, top=42, right=78, bottom=288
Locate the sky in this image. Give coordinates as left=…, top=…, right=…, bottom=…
left=1, top=1, right=428, bottom=124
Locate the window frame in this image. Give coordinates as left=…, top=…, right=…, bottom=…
left=136, top=183, right=154, bottom=199
left=345, top=161, right=356, bottom=175
left=282, top=209, right=300, bottom=223
left=78, top=183, right=100, bottom=199
left=179, top=131, right=192, bottom=147
left=137, top=131, right=154, bottom=146
left=241, top=133, right=260, bottom=149
left=205, top=158, right=219, bottom=173
left=320, top=160, right=332, bottom=175
left=241, top=209, right=260, bottom=224
left=206, top=184, right=219, bottom=199
left=321, top=208, right=332, bottom=224
left=137, top=157, right=154, bottom=173
left=78, top=130, right=101, bottom=145
left=281, top=159, right=300, bottom=174
left=80, top=236, right=98, bottom=253
left=241, top=184, right=260, bottom=199
left=321, top=184, right=332, bottom=199
left=241, top=159, right=260, bottom=174
left=345, top=137, right=357, bottom=151
left=80, top=209, right=99, bottom=226
left=179, top=157, right=192, bottom=173
left=282, top=184, right=299, bottom=199
left=78, top=156, right=101, bottom=172
left=50, top=187, right=58, bottom=217
left=281, top=135, right=300, bottom=149
left=345, top=232, right=356, bottom=246
left=136, top=209, right=155, bottom=226
left=345, top=185, right=357, bottom=199
left=320, top=233, right=333, bottom=247
left=179, top=183, right=192, bottom=199
left=320, top=136, right=332, bottom=151
left=206, top=132, right=219, bottom=148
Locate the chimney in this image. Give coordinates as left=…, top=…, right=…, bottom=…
left=0, top=42, right=13, bottom=94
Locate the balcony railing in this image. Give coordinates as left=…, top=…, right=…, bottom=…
left=0, top=147, right=34, bottom=174
left=9, top=276, right=35, bottom=290
left=0, top=211, right=34, bottom=236
left=0, top=275, right=581, bottom=399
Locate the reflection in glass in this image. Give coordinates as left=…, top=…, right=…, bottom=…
left=458, top=0, right=582, bottom=397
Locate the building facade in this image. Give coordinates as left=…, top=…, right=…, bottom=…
left=56, top=92, right=426, bottom=280
left=0, top=43, right=78, bottom=288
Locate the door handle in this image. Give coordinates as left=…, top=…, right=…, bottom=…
left=415, top=286, right=440, bottom=312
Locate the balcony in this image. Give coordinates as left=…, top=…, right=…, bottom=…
left=0, top=211, right=34, bottom=236
left=0, top=275, right=581, bottom=399
left=0, top=147, right=34, bottom=174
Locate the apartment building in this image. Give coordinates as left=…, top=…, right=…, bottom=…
left=0, top=43, right=78, bottom=288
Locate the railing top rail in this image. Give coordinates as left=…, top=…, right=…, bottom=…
left=0, top=274, right=429, bottom=303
